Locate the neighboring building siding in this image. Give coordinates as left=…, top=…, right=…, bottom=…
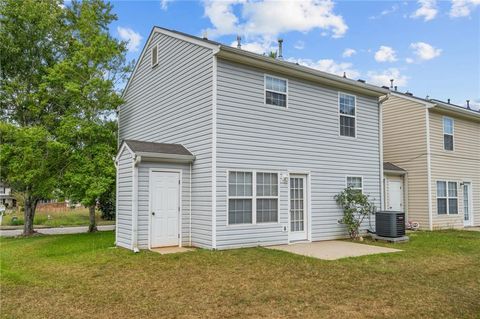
left=428, top=110, right=480, bottom=228
left=137, top=161, right=192, bottom=248
left=118, top=32, right=214, bottom=248
left=382, top=95, right=430, bottom=227
left=116, top=147, right=133, bottom=249
left=215, top=59, right=381, bottom=249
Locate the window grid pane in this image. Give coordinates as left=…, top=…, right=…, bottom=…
left=340, top=115, right=355, bottom=137
left=256, top=199, right=278, bottom=223
left=437, top=181, right=447, bottom=197
left=444, top=134, right=453, bottom=150
left=266, top=91, right=286, bottom=107
left=228, top=199, right=252, bottom=224
left=443, top=118, right=453, bottom=134
left=339, top=93, right=356, bottom=116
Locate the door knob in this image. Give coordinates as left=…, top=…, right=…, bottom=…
left=151, top=212, right=155, bottom=216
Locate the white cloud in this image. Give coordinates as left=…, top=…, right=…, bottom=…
left=374, top=46, right=397, bottom=62
left=342, top=48, right=356, bottom=58
left=117, top=27, right=143, bottom=52
left=369, top=4, right=399, bottom=19
left=294, top=40, right=305, bottom=50
left=160, top=0, right=172, bottom=10
left=203, top=0, right=348, bottom=41
left=287, top=57, right=360, bottom=79
left=450, top=0, right=480, bottom=17
left=410, top=42, right=442, bottom=60
left=411, top=0, right=438, bottom=21
left=230, top=39, right=275, bottom=55
left=367, top=68, right=408, bottom=87
left=406, top=57, right=415, bottom=64
left=467, top=99, right=480, bottom=111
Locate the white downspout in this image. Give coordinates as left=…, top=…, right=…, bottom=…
left=378, top=93, right=390, bottom=212
left=114, top=157, right=119, bottom=246
left=132, top=155, right=141, bottom=253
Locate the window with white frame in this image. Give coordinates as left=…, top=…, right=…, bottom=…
left=256, top=172, right=279, bottom=223
left=228, top=171, right=279, bottom=225
left=151, top=45, right=158, bottom=67
left=339, top=93, right=356, bottom=137
left=265, top=75, right=287, bottom=107
left=228, top=171, right=253, bottom=224
left=437, top=181, right=458, bottom=214
left=346, top=176, right=363, bottom=193
left=443, top=117, right=454, bottom=151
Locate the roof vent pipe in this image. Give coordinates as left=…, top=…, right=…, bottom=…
left=202, top=31, right=208, bottom=40
left=390, top=79, right=394, bottom=89
left=277, top=38, right=283, bottom=60
left=394, top=86, right=397, bottom=91
left=343, top=72, right=347, bottom=78
left=447, top=98, right=451, bottom=104
left=466, top=100, right=470, bottom=109
left=236, top=35, right=241, bottom=49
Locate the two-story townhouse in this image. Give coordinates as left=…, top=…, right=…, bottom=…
left=382, top=92, right=480, bottom=230
left=115, top=27, right=389, bottom=251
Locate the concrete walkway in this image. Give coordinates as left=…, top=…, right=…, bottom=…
left=267, top=240, right=402, bottom=260
left=0, top=225, right=115, bottom=237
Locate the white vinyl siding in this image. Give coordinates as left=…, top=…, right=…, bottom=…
left=216, top=59, right=381, bottom=249
left=339, top=92, right=356, bottom=137
left=265, top=75, right=287, bottom=107
left=119, top=31, right=214, bottom=248
left=443, top=117, right=454, bottom=151
left=437, top=181, right=458, bottom=215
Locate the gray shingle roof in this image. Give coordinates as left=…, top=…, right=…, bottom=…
left=124, top=140, right=193, bottom=156
left=383, top=162, right=406, bottom=172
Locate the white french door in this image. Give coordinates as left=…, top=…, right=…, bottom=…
left=289, top=175, right=308, bottom=242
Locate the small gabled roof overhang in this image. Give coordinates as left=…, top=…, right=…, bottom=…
left=383, top=162, right=406, bottom=176
left=116, top=140, right=195, bottom=164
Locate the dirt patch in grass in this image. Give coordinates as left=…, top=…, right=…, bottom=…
left=1, top=230, right=479, bottom=318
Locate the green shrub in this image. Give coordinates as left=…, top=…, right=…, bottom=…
left=334, top=187, right=376, bottom=239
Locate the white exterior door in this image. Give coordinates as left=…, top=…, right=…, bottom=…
left=289, top=175, right=308, bottom=242
left=463, top=182, right=473, bottom=227
left=150, top=171, right=180, bottom=248
left=388, top=180, right=403, bottom=211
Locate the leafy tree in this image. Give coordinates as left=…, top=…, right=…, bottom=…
left=0, top=0, right=68, bottom=235
left=0, top=124, right=68, bottom=234
left=0, top=0, right=130, bottom=234
left=334, top=187, right=376, bottom=239
left=53, top=0, right=130, bottom=232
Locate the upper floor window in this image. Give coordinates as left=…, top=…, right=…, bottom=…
left=346, top=176, right=363, bottom=193
left=339, top=93, right=356, bottom=137
left=443, top=117, right=454, bottom=151
left=437, top=181, right=458, bottom=214
left=265, top=75, right=287, bottom=107
left=151, top=45, right=158, bottom=67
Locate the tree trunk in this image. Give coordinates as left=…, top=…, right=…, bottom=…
left=88, top=204, right=97, bottom=232
left=23, top=197, right=37, bottom=236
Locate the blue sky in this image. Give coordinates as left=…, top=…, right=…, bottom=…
left=109, top=0, right=480, bottom=109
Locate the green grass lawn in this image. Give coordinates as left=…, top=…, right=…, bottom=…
left=1, top=230, right=479, bottom=318
left=1, top=208, right=114, bottom=229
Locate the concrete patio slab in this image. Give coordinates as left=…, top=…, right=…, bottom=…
left=266, top=240, right=402, bottom=260
left=465, top=227, right=480, bottom=232
left=150, top=247, right=194, bottom=255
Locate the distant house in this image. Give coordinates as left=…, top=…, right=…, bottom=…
left=115, top=27, right=389, bottom=251
left=0, top=182, right=16, bottom=208
left=382, top=92, right=480, bottom=229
